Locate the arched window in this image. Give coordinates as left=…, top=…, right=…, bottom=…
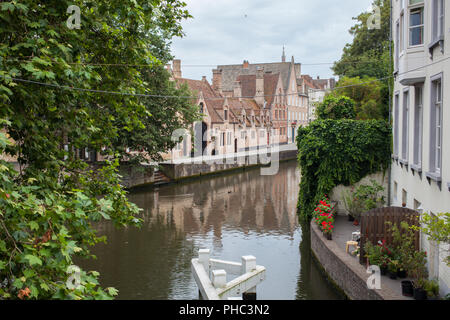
left=199, top=102, right=204, bottom=114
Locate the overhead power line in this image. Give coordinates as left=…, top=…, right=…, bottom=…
left=2, top=56, right=450, bottom=101
left=3, top=56, right=410, bottom=68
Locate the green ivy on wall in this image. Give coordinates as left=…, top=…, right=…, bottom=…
left=296, top=119, right=391, bottom=220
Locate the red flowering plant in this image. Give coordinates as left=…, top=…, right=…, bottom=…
left=313, top=195, right=335, bottom=234
left=321, top=218, right=335, bottom=235
left=377, top=239, right=394, bottom=269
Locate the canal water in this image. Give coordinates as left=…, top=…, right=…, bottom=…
left=80, top=160, right=343, bottom=300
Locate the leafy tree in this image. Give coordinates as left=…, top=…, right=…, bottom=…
left=316, top=95, right=356, bottom=120
left=333, top=0, right=391, bottom=79
left=332, top=0, right=392, bottom=121
left=113, top=65, right=200, bottom=163
left=0, top=0, right=193, bottom=299
left=332, top=76, right=386, bottom=120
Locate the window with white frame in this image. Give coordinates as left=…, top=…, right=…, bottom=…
left=432, top=0, right=445, bottom=42
left=394, top=93, right=400, bottom=157
left=260, top=130, right=265, bottom=138
left=402, top=89, right=410, bottom=162
left=227, top=132, right=232, bottom=145
left=430, top=76, right=443, bottom=175
left=413, top=86, right=423, bottom=167
left=409, top=3, right=424, bottom=46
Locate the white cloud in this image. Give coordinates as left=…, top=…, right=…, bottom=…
left=171, top=0, right=374, bottom=81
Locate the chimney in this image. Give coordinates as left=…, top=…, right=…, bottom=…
left=233, top=80, right=242, bottom=99
left=243, top=60, right=249, bottom=69
left=212, top=69, right=222, bottom=93
left=317, top=76, right=320, bottom=80
left=255, top=67, right=265, bottom=106
left=282, top=46, right=286, bottom=63
left=202, top=76, right=207, bottom=82
left=172, top=59, right=182, bottom=78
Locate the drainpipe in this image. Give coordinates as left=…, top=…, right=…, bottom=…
left=388, top=0, right=393, bottom=207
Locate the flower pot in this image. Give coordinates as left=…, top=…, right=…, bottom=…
left=348, top=214, right=355, bottom=222
left=388, top=270, right=397, bottom=280
left=324, top=233, right=332, bottom=240
left=353, top=219, right=359, bottom=226
left=397, top=269, right=407, bottom=278
left=413, top=287, right=427, bottom=300
left=401, top=281, right=414, bottom=297
left=380, top=266, right=388, bottom=276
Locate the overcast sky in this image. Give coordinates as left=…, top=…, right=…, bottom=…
left=171, top=0, right=374, bottom=82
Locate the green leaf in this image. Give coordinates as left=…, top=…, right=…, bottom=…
left=24, top=254, right=42, bottom=266
left=23, top=269, right=35, bottom=278
left=13, top=278, right=23, bottom=289
left=29, top=221, right=39, bottom=231
left=106, top=287, right=119, bottom=296
left=0, top=2, right=15, bottom=12
left=40, top=283, right=50, bottom=292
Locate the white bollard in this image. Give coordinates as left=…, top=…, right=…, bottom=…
left=212, top=270, right=227, bottom=289
left=241, top=256, right=256, bottom=274
left=241, top=256, right=257, bottom=300
left=198, top=249, right=210, bottom=274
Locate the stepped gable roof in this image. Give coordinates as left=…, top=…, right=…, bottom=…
left=217, top=61, right=300, bottom=93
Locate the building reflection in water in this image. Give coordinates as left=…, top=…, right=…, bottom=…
left=80, top=161, right=342, bottom=300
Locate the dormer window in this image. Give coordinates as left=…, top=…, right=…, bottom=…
left=199, top=102, right=204, bottom=114
left=224, top=109, right=228, bottom=121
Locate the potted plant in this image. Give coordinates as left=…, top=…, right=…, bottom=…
left=342, top=180, right=385, bottom=226
left=364, top=241, right=382, bottom=268
left=379, top=254, right=390, bottom=276
left=378, top=239, right=393, bottom=275
left=321, top=218, right=334, bottom=240
left=425, top=279, right=440, bottom=300
left=401, top=280, right=414, bottom=297
left=387, top=259, right=399, bottom=279
left=313, top=196, right=334, bottom=241
left=342, top=190, right=361, bottom=225
left=413, top=278, right=428, bottom=300
left=397, top=265, right=407, bottom=278
left=386, top=221, right=417, bottom=279
left=409, top=250, right=429, bottom=300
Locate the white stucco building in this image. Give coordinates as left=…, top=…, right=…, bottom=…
left=391, top=0, right=449, bottom=296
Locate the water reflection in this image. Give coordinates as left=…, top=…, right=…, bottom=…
left=79, top=161, right=343, bottom=300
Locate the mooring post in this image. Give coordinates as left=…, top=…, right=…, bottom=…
left=212, top=270, right=227, bottom=289
left=241, top=255, right=257, bottom=300
left=198, top=249, right=210, bottom=276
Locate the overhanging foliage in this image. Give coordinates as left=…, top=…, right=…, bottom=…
left=296, top=119, right=391, bottom=220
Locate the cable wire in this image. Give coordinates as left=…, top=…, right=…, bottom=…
left=2, top=56, right=449, bottom=100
